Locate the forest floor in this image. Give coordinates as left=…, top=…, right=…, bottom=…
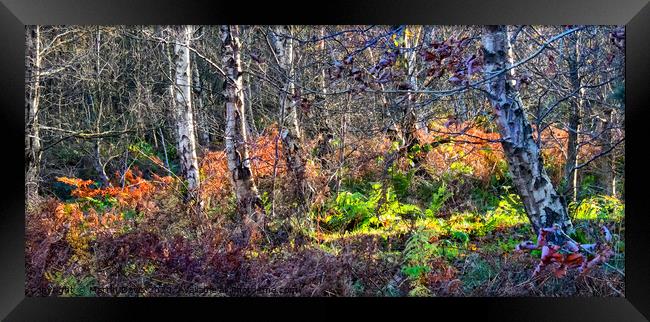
left=26, top=127, right=625, bottom=297
left=215, top=216, right=625, bottom=297
left=25, top=189, right=625, bottom=297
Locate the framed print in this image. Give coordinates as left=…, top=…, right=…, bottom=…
left=1, top=0, right=649, bottom=320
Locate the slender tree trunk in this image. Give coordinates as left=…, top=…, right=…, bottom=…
left=482, top=25, right=573, bottom=233
left=271, top=25, right=309, bottom=204
left=221, top=25, right=264, bottom=238
left=92, top=28, right=110, bottom=188
left=25, top=25, right=41, bottom=201
left=366, top=46, right=403, bottom=144
left=563, top=31, right=582, bottom=202
left=162, top=26, right=178, bottom=147
left=244, top=31, right=258, bottom=138
left=143, top=82, right=157, bottom=148
left=318, top=27, right=334, bottom=134
left=173, top=25, right=201, bottom=192
left=320, top=27, right=328, bottom=97
left=601, top=108, right=614, bottom=196
left=93, top=140, right=110, bottom=186
left=245, top=73, right=258, bottom=138
left=192, top=57, right=211, bottom=148
left=134, top=80, right=146, bottom=138
left=404, top=26, right=424, bottom=145
left=159, top=128, right=170, bottom=169
left=423, top=25, right=434, bottom=46
left=314, top=28, right=335, bottom=164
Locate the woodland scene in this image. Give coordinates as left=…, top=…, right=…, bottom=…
left=25, top=25, right=625, bottom=296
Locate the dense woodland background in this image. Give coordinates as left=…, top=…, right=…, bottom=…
left=25, top=25, right=625, bottom=296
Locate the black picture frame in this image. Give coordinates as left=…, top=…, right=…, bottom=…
left=1, top=0, right=648, bottom=320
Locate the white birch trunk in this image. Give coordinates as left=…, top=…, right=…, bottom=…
left=173, top=25, right=201, bottom=192
left=271, top=25, right=309, bottom=203
left=221, top=25, right=264, bottom=235
left=404, top=26, right=424, bottom=141
left=482, top=25, right=573, bottom=233
left=25, top=25, right=41, bottom=200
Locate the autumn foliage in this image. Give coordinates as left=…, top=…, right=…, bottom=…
left=26, top=125, right=622, bottom=297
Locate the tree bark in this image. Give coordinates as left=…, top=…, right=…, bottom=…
left=161, top=26, right=178, bottom=148
left=563, top=31, right=582, bottom=202
left=482, top=25, right=573, bottom=233
left=173, top=25, right=201, bottom=192
left=221, top=25, right=265, bottom=236
left=25, top=25, right=41, bottom=201
left=366, top=45, right=403, bottom=144
left=601, top=108, right=614, bottom=196
left=404, top=26, right=424, bottom=143
left=191, top=57, right=211, bottom=148
left=93, top=140, right=110, bottom=187
left=92, top=28, right=110, bottom=188
left=244, top=30, right=258, bottom=138
left=271, top=25, right=309, bottom=205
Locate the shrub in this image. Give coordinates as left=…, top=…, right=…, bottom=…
left=56, top=169, right=174, bottom=214
left=470, top=185, right=500, bottom=212
left=323, top=190, right=379, bottom=231
left=570, top=195, right=624, bottom=222
left=401, top=227, right=460, bottom=296
left=418, top=123, right=504, bottom=183
left=388, top=168, right=415, bottom=201
left=481, top=193, right=528, bottom=233
left=578, top=174, right=598, bottom=198
left=321, top=181, right=427, bottom=232
left=402, top=228, right=438, bottom=281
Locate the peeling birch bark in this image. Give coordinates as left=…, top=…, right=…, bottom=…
left=482, top=25, right=573, bottom=233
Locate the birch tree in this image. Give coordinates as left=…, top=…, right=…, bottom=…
left=563, top=30, right=583, bottom=202
left=270, top=26, right=309, bottom=205
left=25, top=25, right=41, bottom=200
left=601, top=108, right=615, bottom=195
left=221, top=25, right=265, bottom=237
left=482, top=25, right=574, bottom=233
left=192, top=56, right=211, bottom=148
left=404, top=26, right=424, bottom=141
left=172, top=25, right=201, bottom=192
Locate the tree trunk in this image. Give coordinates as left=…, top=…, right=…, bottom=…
left=404, top=26, right=424, bottom=144
left=244, top=31, right=258, bottom=138
left=403, top=26, right=427, bottom=171
left=482, top=25, right=573, bottom=233
left=173, top=25, right=201, bottom=192
left=92, top=28, right=109, bottom=188
left=563, top=31, right=582, bottom=202
left=162, top=26, right=178, bottom=148
left=271, top=25, right=309, bottom=205
left=601, top=108, right=614, bottom=196
left=93, top=140, right=110, bottom=187
left=366, top=45, right=403, bottom=144
left=191, top=57, right=211, bottom=148
left=25, top=25, right=41, bottom=201
left=317, top=27, right=334, bottom=135
left=221, top=25, right=265, bottom=237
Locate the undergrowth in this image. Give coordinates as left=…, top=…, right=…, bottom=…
left=26, top=126, right=625, bottom=297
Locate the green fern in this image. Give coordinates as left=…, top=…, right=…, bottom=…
left=424, top=182, right=452, bottom=218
